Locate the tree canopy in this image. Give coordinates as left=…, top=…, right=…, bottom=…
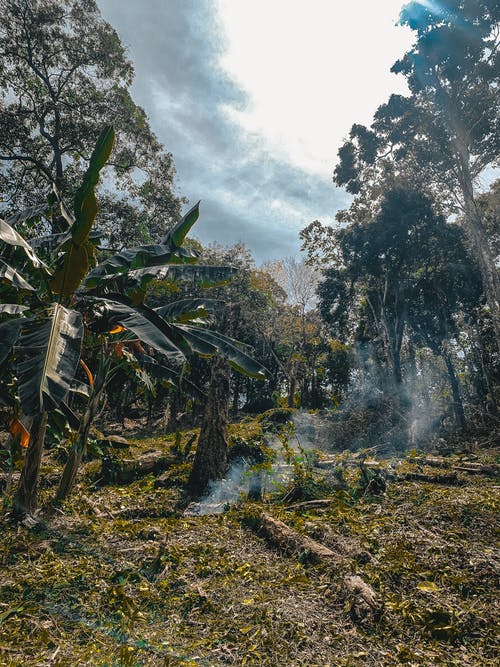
left=333, top=0, right=500, bottom=341
left=0, top=0, right=183, bottom=243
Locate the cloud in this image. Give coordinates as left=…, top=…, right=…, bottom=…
left=98, top=0, right=349, bottom=261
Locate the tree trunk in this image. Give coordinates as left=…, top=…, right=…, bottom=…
left=56, top=389, right=102, bottom=502
left=451, top=129, right=500, bottom=350
left=188, top=356, right=230, bottom=496
left=232, top=374, right=240, bottom=414
left=13, top=413, right=47, bottom=517
left=287, top=358, right=298, bottom=408
left=442, top=350, right=466, bottom=430
left=252, top=512, right=382, bottom=624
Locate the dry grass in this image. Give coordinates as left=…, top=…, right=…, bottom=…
left=0, top=420, right=498, bottom=666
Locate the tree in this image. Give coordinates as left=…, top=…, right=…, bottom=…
left=0, top=0, right=183, bottom=242
left=0, top=128, right=267, bottom=515
left=476, top=178, right=500, bottom=261
left=316, top=187, right=482, bottom=426
left=334, top=0, right=500, bottom=341
left=187, top=355, right=230, bottom=496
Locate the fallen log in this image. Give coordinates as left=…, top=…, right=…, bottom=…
left=315, top=458, right=383, bottom=470
left=453, top=464, right=498, bottom=476
left=401, top=472, right=462, bottom=485
left=101, top=435, right=130, bottom=450
left=413, top=457, right=498, bottom=477
left=285, top=499, right=338, bottom=512
left=260, top=512, right=341, bottom=564
left=252, top=512, right=382, bottom=624
left=303, top=521, right=375, bottom=565
left=101, top=450, right=176, bottom=484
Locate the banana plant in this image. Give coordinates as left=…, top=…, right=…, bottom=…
left=0, top=126, right=266, bottom=512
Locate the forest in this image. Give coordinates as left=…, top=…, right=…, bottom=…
left=0, top=0, right=498, bottom=665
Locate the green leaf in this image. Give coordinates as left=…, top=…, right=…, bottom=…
left=72, top=125, right=115, bottom=245
left=0, top=318, right=26, bottom=366
left=417, top=581, right=439, bottom=593
left=0, top=218, right=47, bottom=270
left=59, top=400, right=80, bottom=431
left=83, top=244, right=198, bottom=284
left=89, top=298, right=185, bottom=361
left=155, top=298, right=221, bottom=323
left=0, top=259, right=34, bottom=290
left=69, top=381, right=91, bottom=399
left=15, top=304, right=83, bottom=415
left=84, top=264, right=237, bottom=303
left=49, top=127, right=114, bottom=299
left=134, top=353, right=179, bottom=386
left=161, top=201, right=200, bottom=248
left=174, top=325, right=267, bottom=380
left=29, top=229, right=102, bottom=252
left=6, top=202, right=49, bottom=227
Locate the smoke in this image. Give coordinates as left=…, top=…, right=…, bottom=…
left=185, top=461, right=248, bottom=515
left=185, top=416, right=326, bottom=516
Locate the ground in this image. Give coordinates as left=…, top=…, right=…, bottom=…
left=0, top=416, right=498, bottom=666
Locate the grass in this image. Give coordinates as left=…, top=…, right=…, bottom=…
left=0, top=417, right=498, bottom=666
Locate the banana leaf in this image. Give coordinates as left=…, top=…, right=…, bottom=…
left=0, top=259, right=35, bottom=290
left=83, top=243, right=198, bottom=283
left=5, top=203, right=49, bottom=227
left=88, top=298, right=186, bottom=361
left=59, top=400, right=81, bottom=430
left=172, top=325, right=267, bottom=380
left=0, top=218, right=47, bottom=270
left=0, top=304, right=29, bottom=314
left=83, top=264, right=237, bottom=302
left=69, top=381, right=92, bottom=399
left=15, top=304, right=83, bottom=415
left=135, top=352, right=204, bottom=396
left=72, top=125, right=115, bottom=245
left=29, top=229, right=102, bottom=251
left=160, top=201, right=200, bottom=248
left=50, top=126, right=114, bottom=298
left=76, top=202, right=200, bottom=286
left=155, top=298, right=221, bottom=323
left=0, top=318, right=27, bottom=366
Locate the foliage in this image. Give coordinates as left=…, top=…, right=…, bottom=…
left=0, top=125, right=269, bottom=508
left=0, top=0, right=184, bottom=244
left=333, top=0, right=500, bottom=338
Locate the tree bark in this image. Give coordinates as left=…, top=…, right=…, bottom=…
left=443, top=349, right=466, bottom=430
left=13, top=412, right=47, bottom=517
left=461, top=178, right=500, bottom=346
left=253, top=512, right=382, bottom=623
left=56, top=388, right=103, bottom=502
left=188, top=356, right=230, bottom=496
left=446, top=110, right=500, bottom=350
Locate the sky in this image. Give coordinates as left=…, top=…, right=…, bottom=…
left=97, top=0, right=414, bottom=262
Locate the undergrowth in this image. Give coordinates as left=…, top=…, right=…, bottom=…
left=0, top=416, right=498, bottom=666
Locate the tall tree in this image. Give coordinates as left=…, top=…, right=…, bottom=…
left=334, top=0, right=500, bottom=341
left=317, top=187, right=483, bottom=428
left=0, top=0, right=183, bottom=242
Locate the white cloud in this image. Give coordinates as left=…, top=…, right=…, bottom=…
left=217, top=0, right=413, bottom=176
